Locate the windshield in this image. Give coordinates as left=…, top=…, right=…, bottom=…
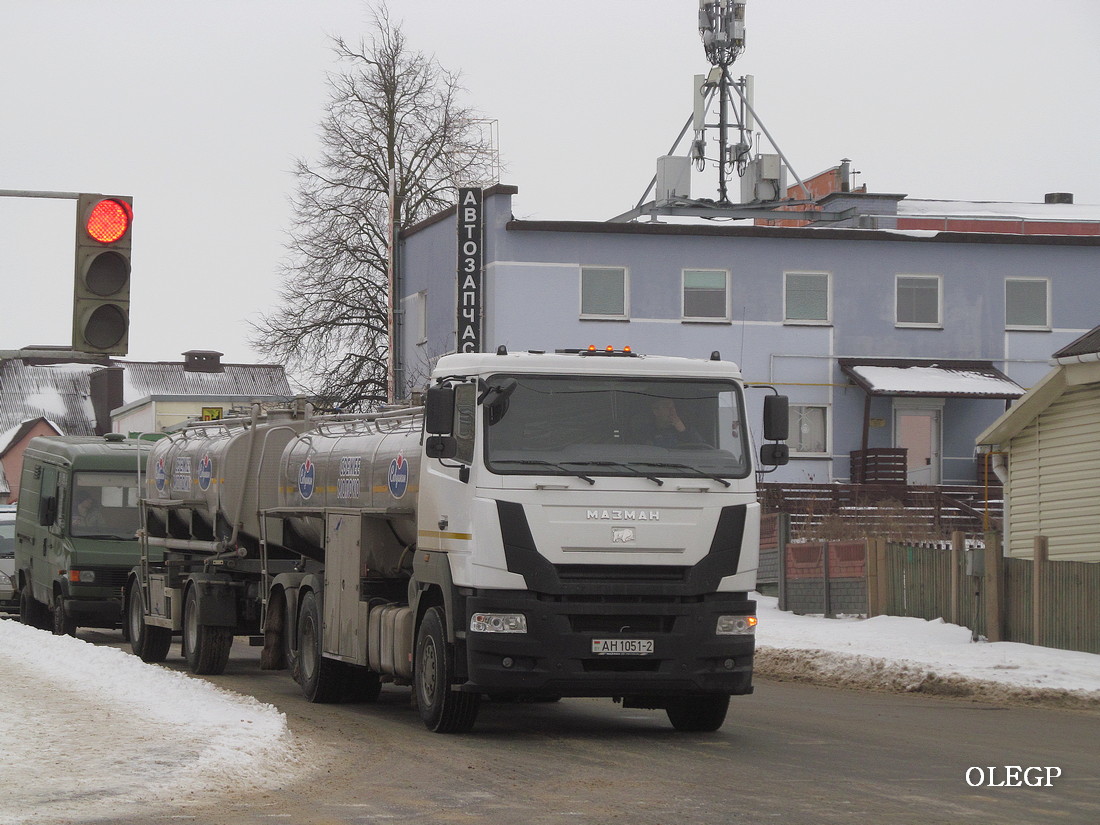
left=0, top=518, right=13, bottom=558
left=70, top=471, right=141, bottom=540
left=483, top=375, right=749, bottom=479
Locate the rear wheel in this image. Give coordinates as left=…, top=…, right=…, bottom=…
left=127, top=583, right=171, bottom=663
left=297, top=590, right=345, bottom=703
left=20, top=584, right=50, bottom=631
left=414, top=606, right=480, bottom=733
left=182, top=585, right=233, bottom=675
left=665, top=694, right=730, bottom=732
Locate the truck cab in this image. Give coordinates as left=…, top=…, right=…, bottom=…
left=15, top=434, right=151, bottom=635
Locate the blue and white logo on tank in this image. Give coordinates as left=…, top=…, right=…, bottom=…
left=298, top=458, right=316, bottom=500
left=388, top=454, right=409, bottom=499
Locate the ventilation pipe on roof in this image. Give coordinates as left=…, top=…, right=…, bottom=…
left=1044, top=192, right=1073, bottom=204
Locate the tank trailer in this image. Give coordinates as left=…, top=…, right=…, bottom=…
left=127, top=348, right=788, bottom=732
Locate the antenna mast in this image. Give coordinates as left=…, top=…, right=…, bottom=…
left=697, top=0, right=749, bottom=206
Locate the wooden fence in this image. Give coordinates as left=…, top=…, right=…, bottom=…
left=778, top=532, right=1100, bottom=655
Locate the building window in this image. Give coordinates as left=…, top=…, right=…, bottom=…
left=895, top=275, right=941, bottom=327
left=581, top=267, right=627, bottom=318
left=790, top=405, right=828, bottom=455
left=1005, top=278, right=1050, bottom=329
left=784, top=271, right=830, bottom=323
left=683, top=269, right=728, bottom=320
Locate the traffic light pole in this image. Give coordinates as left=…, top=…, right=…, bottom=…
left=0, top=189, right=82, bottom=200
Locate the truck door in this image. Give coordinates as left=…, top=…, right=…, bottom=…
left=34, top=464, right=62, bottom=601
left=323, top=510, right=367, bottom=665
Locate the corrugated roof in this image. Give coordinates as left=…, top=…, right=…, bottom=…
left=0, top=360, right=100, bottom=436
left=1, top=357, right=296, bottom=437
left=839, top=358, right=1025, bottom=399
left=118, top=360, right=294, bottom=399
left=1053, top=325, right=1100, bottom=360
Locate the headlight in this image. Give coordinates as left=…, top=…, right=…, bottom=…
left=470, top=613, right=528, bottom=634
left=716, top=615, right=757, bottom=635
left=68, top=570, right=96, bottom=584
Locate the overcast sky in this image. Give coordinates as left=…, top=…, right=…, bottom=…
left=2, top=1, right=1097, bottom=370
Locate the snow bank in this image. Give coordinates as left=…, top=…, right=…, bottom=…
left=0, top=621, right=300, bottom=825
left=754, top=595, right=1100, bottom=709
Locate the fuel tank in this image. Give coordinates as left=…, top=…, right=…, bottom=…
left=280, top=409, right=423, bottom=554
left=145, top=407, right=313, bottom=544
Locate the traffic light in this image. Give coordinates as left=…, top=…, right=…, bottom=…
left=72, top=193, right=132, bottom=355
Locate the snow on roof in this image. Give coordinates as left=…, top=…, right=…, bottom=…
left=840, top=360, right=1025, bottom=398
left=897, top=198, right=1100, bottom=223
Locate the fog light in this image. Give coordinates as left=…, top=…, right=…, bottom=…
left=470, top=613, right=528, bottom=634
left=716, top=615, right=757, bottom=635
left=502, top=657, right=515, bottom=669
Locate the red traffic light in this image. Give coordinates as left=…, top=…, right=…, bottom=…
left=85, top=198, right=132, bottom=244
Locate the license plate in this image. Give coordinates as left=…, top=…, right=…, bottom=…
left=591, top=638, right=654, bottom=656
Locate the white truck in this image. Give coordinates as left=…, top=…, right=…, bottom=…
left=126, top=347, right=788, bottom=732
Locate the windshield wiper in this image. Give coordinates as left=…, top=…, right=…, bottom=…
left=492, top=459, right=595, bottom=485
left=631, top=461, right=732, bottom=488
left=563, top=460, right=664, bottom=486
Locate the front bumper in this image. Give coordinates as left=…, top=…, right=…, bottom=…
left=462, top=590, right=755, bottom=698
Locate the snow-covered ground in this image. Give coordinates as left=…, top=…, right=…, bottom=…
left=2, top=595, right=1098, bottom=824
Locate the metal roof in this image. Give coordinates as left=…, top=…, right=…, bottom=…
left=0, top=360, right=100, bottom=437
left=1052, top=325, right=1100, bottom=360
left=1, top=357, right=295, bottom=437
left=839, top=358, right=1025, bottom=399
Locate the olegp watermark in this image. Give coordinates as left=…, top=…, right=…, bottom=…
left=966, top=766, right=1062, bottom=787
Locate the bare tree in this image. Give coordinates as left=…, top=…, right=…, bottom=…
left=251, top=4, right=496, bottom=410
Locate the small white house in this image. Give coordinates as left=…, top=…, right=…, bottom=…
left=977, top=326, right=1100, bottom=561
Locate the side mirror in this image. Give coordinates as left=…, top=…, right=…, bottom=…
left=425, top=386, right=455, bottom=435
left=39, top=496, right=58, bottom=527
left=763, top=395, right=789, bottom=442
left=425, top=436, right=458, bottom=460
left=759, top=443, right=790, bottom=466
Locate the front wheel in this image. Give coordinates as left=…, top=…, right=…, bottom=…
left=414, top=606, right=480, bottom=733
left=182, top=585, right=233, bottom=675
left=128, top=583, right=171, bottom=663
left=665, top=694, right=730, bottom=732
left=51, top=592, right=76, bottom=636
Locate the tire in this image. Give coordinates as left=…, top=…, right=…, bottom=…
left=665, top=694, right=730, bottom=732
left=182, top=585, right=233, bottom=675
left=260, top=591, right=287, bottom=671
left=414, top=606, right=480, bottom=733
left=20, top=584, right=50, bottom=631
left=297, top=590, right=345, bottom=703
left=127, top=583, right=171, bottom=663
left=51, top=592, right=77, bottom=636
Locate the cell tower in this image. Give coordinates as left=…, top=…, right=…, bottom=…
left=615, top=1, right=829, bottom=223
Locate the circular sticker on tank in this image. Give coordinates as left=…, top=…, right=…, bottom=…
left=298, top=458, right=316, bottom=500
left=388, top=454, right=409, bottom=499
left=154, top=457, right=166, bottom=493
left=198, top=454, right=213, bottom=491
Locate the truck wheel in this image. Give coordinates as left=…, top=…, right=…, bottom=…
left=20, top=584, right=50, bottom=631
left=665, top=694, right=730, bottom=732
left=297, top=590, right=345, bottom=703
left=127, top=583, right=171, bottom=663
left=182, top=585, right=233, bottom=675
left=414, top=606, right=480, bottom=733
left=51, top=593, right=77, bottom=636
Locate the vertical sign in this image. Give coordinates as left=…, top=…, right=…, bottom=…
left=457, top=187, right=483, bottom=353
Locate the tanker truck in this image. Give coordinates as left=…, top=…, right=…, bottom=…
left=126, top=347, right=788, bottom=733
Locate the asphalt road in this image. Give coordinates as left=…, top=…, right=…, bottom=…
left=81, top=633, right=1100, bottom=825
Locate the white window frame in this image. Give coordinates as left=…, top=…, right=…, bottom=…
left=783, top=270, right=832, bottom=325
left=895, top=274, right=943, bottom=328
left=681, top=268, right=730, bottom=322
left=1005, top=277, right=1051, bottom=330
left=580, top=266, right=629, bottom=320
left=789, top=403, right=831, bottom=457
